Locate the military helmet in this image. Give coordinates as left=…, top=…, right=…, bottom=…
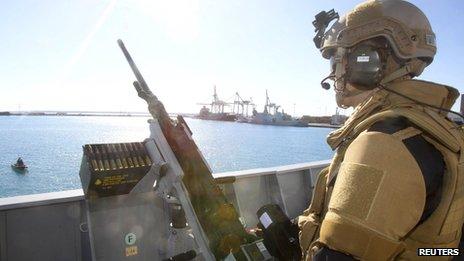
left=319, top=0, right=436, bottom=73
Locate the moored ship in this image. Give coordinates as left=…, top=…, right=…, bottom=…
left=248, top=90, right=307, bottom=127
left=196, top=86, right=237, bottom=122
left=197, top=105, right=237, bottom=121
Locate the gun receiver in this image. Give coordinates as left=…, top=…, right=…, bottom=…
left=117, top=39, right=254, bottom=259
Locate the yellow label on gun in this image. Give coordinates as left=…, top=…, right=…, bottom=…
left=125, top=246, right=138, bottom=257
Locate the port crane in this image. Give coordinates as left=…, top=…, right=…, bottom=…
left=263, top=89, right=282, bottom=115
left=196, top=86, right=229, bottom=113
left=232, top=92, right=255, bottom=117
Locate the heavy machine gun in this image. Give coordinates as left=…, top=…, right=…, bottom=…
left=79, top=40, right=299, bottom=260
left=117, top=39, right=255, bottom=260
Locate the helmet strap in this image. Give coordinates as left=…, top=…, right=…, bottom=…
left=380, top=63, right=412, bottom=85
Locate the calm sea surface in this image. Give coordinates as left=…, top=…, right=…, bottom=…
left=0, top=116, right=334, bottom=198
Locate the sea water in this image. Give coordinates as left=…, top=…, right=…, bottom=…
left=0, top=116, right=334, bottom=197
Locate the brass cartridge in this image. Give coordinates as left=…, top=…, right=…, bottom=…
left=93, top=146, right=105, bottom=171
left=100, top=145, right=111, bottom=170
left=105, top=144, right=117, bottom=170
left=116, top=143, right=129, bottom=168
left=85, top=145, right=99, bottom=171
left=135, top=142, right=146, bottom=167
left=122, top=143, right=134, bottom=168
left=110, top=144, right=123, bottom=169
left=127, top=143, right=140, bottom=167
left=138, top=142, right=152, bottom=166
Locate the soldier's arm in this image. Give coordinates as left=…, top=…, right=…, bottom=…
left=317, top=128, right=429, bottom=260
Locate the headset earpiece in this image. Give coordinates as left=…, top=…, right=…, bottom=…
left=346, top=45, right=384, bottom=89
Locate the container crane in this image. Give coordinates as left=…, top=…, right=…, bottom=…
left=233, top=92, right=255, bottom=117
left=196, top=86, right=228, bottom=113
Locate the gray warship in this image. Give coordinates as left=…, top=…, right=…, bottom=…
left=248, top=90, right=307, bottom=127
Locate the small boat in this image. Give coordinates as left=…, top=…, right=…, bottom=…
left=11, top=164, right=28, bottom=172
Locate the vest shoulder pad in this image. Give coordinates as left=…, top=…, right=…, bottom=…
left=319, top=131, right=426, bottom=259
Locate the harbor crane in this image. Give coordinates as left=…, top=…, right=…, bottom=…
left=263, top=89, right=281, bottom=115
left=196, top=86, right=229, bottom=113
left=232, top=92, right=255, bottom=117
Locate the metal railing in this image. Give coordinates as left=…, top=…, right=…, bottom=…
left=0, top=160, right=330, bottom=260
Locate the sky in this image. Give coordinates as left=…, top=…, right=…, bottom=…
left=0, top=0, right=463, bottom=116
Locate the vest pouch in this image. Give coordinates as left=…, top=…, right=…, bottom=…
left=298, top=168, right=329, bottom=257
left=299, top=213, right=320, bottom=257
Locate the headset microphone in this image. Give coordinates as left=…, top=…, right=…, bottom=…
left=320, top=74, right=333, bottom=90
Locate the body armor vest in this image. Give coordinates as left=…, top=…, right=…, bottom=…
left=299, top=80, right=464, bottom=260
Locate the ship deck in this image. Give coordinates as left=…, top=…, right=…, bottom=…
left=0, top=160, right=330, bottom=260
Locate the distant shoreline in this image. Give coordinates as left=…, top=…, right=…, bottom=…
left=0, top=111, right=194, bottom=118
left=0, top=111, right=344, bottom=128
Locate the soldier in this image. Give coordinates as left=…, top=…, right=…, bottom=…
left=298, top=0, right=464, bottom=260
left=16, top=157, right=24, bottom=167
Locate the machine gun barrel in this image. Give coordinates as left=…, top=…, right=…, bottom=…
left=118, top=40, right=151, bottom=98
left=118, top=39, right=171, bottom=123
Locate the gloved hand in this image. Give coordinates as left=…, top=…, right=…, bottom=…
left=256, top=219, right=301, bottom=260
